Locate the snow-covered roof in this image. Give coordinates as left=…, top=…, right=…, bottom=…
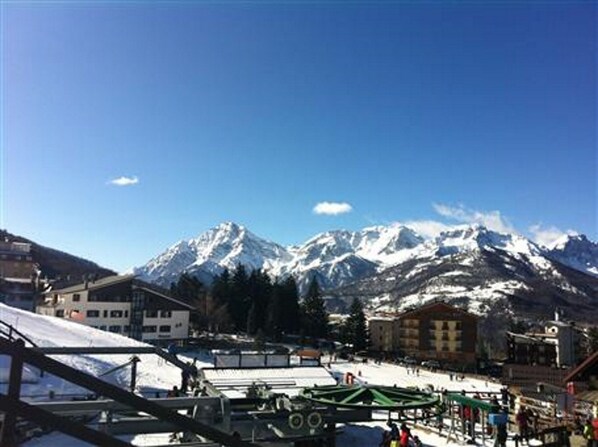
left=50, top=274, right=135, bottom=294
left=200, top=366, right=336, bottom=398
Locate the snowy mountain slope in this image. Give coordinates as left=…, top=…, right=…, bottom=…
left=546, top=234, right=598, bottom=277
left=135, top=222, right=292, bottom=287
left=330, top=241, right=598, bottom=321
left=135, top=223, right=428, bottom=288
left=133, top=222, right=598, bottom=319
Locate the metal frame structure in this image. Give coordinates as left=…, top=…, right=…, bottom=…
left=0, top=338, right=260, bottom=447
left=444, top=393, right=500, bottom=445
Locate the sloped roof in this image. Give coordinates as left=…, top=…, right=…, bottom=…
left=397, top=301, right=479, bottom=320
left=563, top=350, right=598, bottom=384
left=50, top=274, right=135, bottom=294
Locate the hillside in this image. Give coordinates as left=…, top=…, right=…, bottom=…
left=0, top=230, right=114, bottom=281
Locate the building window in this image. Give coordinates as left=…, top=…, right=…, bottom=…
left=146, top=310, right=158, bottom=318
left=143, top=325, right=157, bottom=333
left=56, top=309, right=64, bottom=317
left=455, top=321, right=462, bottom=330
left=99, top=325, right=106, bottom=330
left=108, top=325, right=121, bottom=333
left=160, top=310, right=172, bottom=318
left=159, top=325, right=171, bottom=333
left=124, top=310, right=129, bottom=318
left=110, top=310, right=123, bottom=318
left=103, top=310, right=108, bottom=318
left=87, top=310, right=100, bottom=318
left=73, top=294, right=80, bottom=302
left=123, top=325, right=130, bottom=333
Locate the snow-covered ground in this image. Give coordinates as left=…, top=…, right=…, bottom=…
left=0, top=303, right=209, bottom=399
left=0, top=304, right=536, bottom=446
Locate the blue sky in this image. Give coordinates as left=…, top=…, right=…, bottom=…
left=1, top=2, right=596, bottom=271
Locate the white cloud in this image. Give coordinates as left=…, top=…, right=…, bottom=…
left=433, top=203, right=515, bottom=233
left=313, top=201, right=353, bottom=216
left=109, top=176, right=139, bottom=186
left=403, top=219, right=452, bottom=239
left=529, top=224, right=576, bottom=248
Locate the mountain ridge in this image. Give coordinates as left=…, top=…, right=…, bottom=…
left=133, top=222, right=598, bottom=320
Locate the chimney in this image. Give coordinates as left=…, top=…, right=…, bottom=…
left=84, top=279, right=89, bottom=289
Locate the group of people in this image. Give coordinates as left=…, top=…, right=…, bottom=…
left=380, top=422, right=423, bottom=447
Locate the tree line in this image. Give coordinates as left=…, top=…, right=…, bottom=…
left=169, top=264, right=368, bottom=350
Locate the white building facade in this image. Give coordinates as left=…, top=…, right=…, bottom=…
left=37, top=275, right=192, bottom=342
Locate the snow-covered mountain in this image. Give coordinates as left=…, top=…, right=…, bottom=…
left=134, top=222, right=598, bottom=320
left=134, top=222, right=427, bottom=289
left=332, top=225, right=598, bottom=317
left=135, top=222, right=291, bottom=286
left=546, top=234, right=598, bottom=278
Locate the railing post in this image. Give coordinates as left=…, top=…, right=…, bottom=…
left=0, top=338, right=24, bottom=447
left=130, top=356, right=140, bottom=392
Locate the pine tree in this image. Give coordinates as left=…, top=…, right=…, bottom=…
left=171, top=273, right=231, bottom=332
left=280, top=276, right=301, bottom=335
left=344, top=298, right=369, bottom=352
left=247, top=269, right=272, bottom=333
left=230, top=265, right=249, bottom=331
left=301, top=277, right=329, bottom=338
left=266, top=283, right=283, bottom=339
left=247, top=302, right=258, bottom=336
left=170, top=274, right=206, bottom=330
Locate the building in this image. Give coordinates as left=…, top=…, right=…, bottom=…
left=506, top=332, right=558, bottom=366
left=368, top=301, right=478, bottom=366
left=37, top=275, right=192, bottom=342
left=369, top=317, right=400, bottom=353
left=0, top=240, right=37, bottom=310
left=507, top=311, right=581, bottom=368
left=0, top=240, right=35, bottom=279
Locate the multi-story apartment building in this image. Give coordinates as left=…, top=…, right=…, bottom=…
left=506, top=332, right=558, bottom=366
left=369, top=317, right=401, bottom=352
left=507, top=311, right=581, bottom=367
left=0, top=240, right=35, bottom=279
left=0, top=240, right=37, bottom=310
left=37, top=275, right=192, bottom=342
left=368, top=301, right=478, bottom=366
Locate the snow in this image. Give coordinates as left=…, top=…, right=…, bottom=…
left=1, top=305, right=535, bottom=447
left=201, top=366, right=336, bottom=398
left=0, top=303, right=209, bottom=399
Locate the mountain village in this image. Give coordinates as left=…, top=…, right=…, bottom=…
left=0, top=222, right=597, bottom=446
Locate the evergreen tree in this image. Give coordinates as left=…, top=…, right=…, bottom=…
left=301, top=277, right=329, bottom=338
left=247, top=269, right=272, bottom=333
left=280, top=276, right=301, bottom=335
left=247, top=302, right=258, bottom=336
left=211, top=269, right=231, bottom=305
left=266, top=283, right=283, bottom=339
left=171, top=273, right=231, bottom=332
left=230, top=264, right=250, bottom=331
left=343, top=298, right=369, bottom=352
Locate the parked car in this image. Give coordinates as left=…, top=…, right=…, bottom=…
left=421, top=360, right=441, bottom=369
left=404, top=356, right=417, bottom=365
